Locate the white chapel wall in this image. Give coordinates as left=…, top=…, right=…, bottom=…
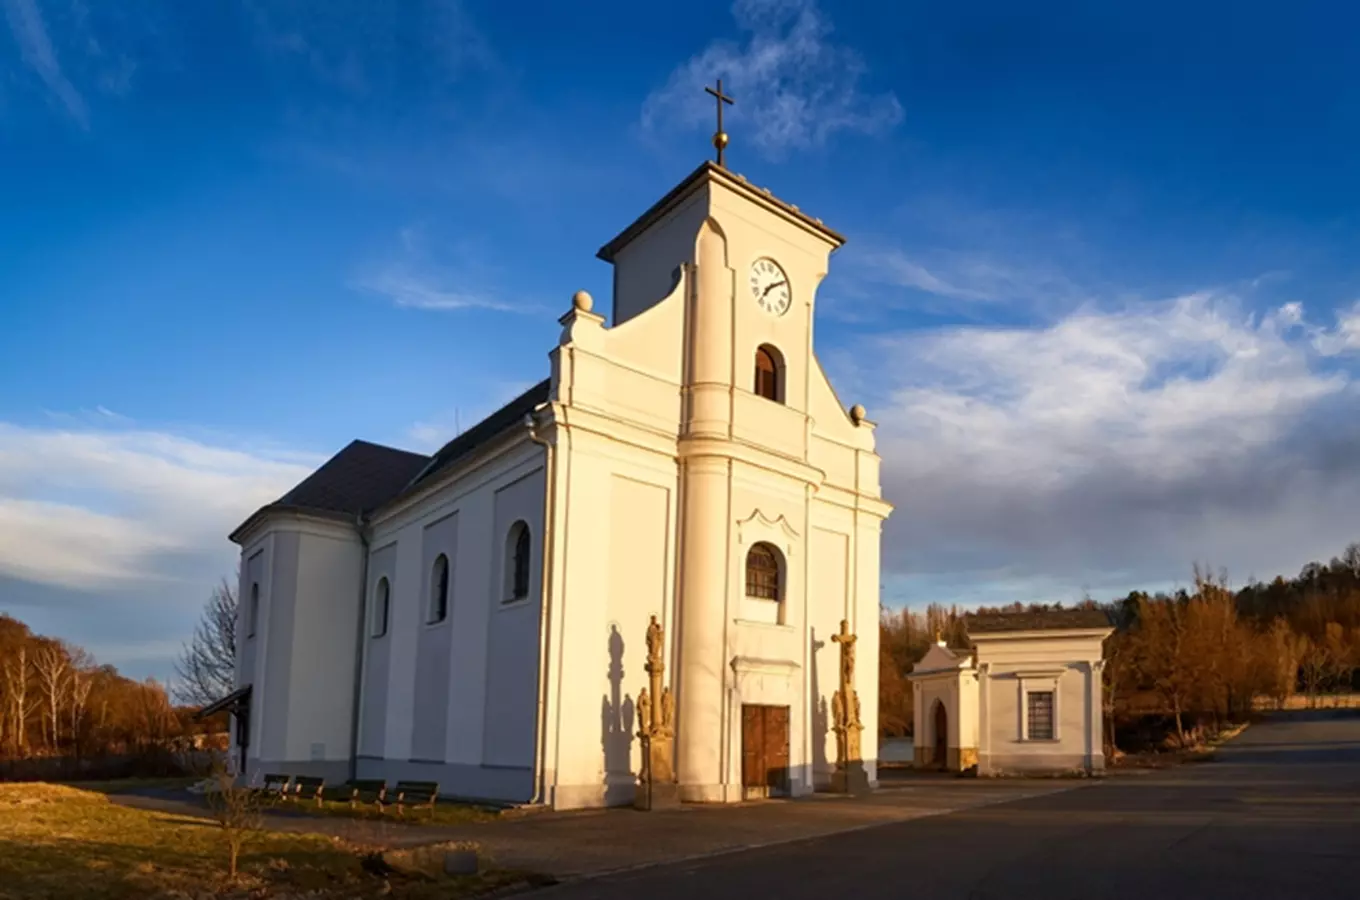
left=355, top=440, right=544, bottom=802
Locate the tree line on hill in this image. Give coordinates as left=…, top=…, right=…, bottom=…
left=880, top=541, right=1360, bottom=747
left=0, top=587, right=234, bottom=777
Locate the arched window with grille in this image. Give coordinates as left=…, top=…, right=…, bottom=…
left=505, top=521, right=531, bottom=602
left=371, top=577, right=391, bottom=638
left=745, top=542, right=782, bottom=601
left=428, top=554, right=450, bottom=623
left=754, top=344, right=784, bottom=403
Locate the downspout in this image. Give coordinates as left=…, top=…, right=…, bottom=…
left=525, top=409, right=556, bottom=805
left=347, top=512, right=371, bottom=782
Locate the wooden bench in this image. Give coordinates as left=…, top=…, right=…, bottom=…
left=340, top=779, right=387, bottom=810
left=291, top=775, right=326, bottom=806
left=391, top=780, right=439, bottom=816
left=261, top=773, right=292, bottom=798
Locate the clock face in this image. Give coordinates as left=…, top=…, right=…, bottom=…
left=749, top=257, right=791, bottom=316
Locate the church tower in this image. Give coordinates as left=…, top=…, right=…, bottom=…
left=590, top=163, right=886, bottom=802
left=539, top=91, right=889, bottom=807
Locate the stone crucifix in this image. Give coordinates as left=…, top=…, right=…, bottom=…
left=831, top=618, right=867, bottom=792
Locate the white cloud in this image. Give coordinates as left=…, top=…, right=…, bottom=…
left=854, top=293, right=1360, bottom=604
left=1313, top=301, right=1360, bottom=356
left=643, top=0, right=901, bottom=158
left=3, top=0, right=88, bottom=127
left=0, top=422, right=316, bottom=591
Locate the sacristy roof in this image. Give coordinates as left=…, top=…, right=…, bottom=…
left=965, top=608, right=1113, bottom=635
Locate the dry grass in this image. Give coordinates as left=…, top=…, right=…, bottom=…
left=267, top=795, right=498, bottom=828
left=0, top=783, right=527, bottom=900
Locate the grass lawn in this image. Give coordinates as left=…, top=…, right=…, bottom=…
left=0, top=783, right=530, bottom=900
left=267, top=794, right=499, bottom=827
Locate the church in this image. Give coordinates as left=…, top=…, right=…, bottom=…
left=219, top=123, right=892, bottom=809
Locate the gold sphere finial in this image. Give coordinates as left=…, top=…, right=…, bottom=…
left=714, top=131, right=729, bottom=151
left=572, top=290, right=593, bottom=313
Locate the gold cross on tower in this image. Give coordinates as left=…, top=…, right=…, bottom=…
left=705, top=78, right=735, bottom=167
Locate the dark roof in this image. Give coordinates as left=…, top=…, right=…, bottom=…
left=229, top=440, right=429, bottom=542
left=597, top=162, right=845, bottom=263
left=406, top=379, right=551, bottom=491
left=965, top=608, right=1113, bottom=635
left=195, top=684, right=251, bottom=719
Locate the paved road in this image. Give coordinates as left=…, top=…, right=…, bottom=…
left=545, top=711, right=1360, bottom=900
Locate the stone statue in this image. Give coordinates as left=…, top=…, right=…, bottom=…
left=635, top=615, right=678, bottom=809
left=660, top=687, right=675, bottom=737
left=645, top=615, right=664, bottom=673
left=636, top=688, right=652, bottom=739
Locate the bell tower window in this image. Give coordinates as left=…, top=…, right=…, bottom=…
left=754, top=345, right=784, bottom=403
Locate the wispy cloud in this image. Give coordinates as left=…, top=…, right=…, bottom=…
left=352, top=225, right=533, bottom=314
left=354, top=268, right=520, bottom=313
left=0, top=422, right=317, bottom=590
left=843, top=292, right=1360, bottom=606
left=3, top=0, right=88, bottom=127
left=643, top=0, right=901, bottom=158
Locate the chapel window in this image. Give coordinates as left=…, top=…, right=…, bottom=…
left=505, top=521, right=531, bottom=602
left=429, top=554, right=450, bottom=624
left=745, top=542, right=782, bottom=601
left=754, top=345, right=784, bottom=403
left=247, top=583, right=260, bottom=638
left=372, top=577, right=391, bottom=638
left=1027, top=690, right=1055, bottom=741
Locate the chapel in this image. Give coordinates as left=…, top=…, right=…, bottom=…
left=213, top=120, right=892, bottom=809
left=907, top=608, right=1113, bottom=775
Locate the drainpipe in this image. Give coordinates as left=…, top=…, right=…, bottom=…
left=347, top=512, right=371, bottom=782
left=525, top=409, right=556, bottom=805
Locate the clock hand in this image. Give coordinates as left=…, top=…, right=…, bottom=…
left=762, top=280, right=787, bottom=297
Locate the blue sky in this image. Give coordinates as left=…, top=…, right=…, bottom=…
left=3, top=0, right=1359, bottom=682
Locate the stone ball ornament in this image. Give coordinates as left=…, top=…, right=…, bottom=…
left=572, top=290, right=594, bottom=313
left=850, top=403, right=867, bottom=425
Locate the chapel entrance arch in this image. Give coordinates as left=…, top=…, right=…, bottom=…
left=933, top=700, right=948, bottom=769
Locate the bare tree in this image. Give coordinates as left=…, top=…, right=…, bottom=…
left=2, top=645, right=29, bottom=756
left=32, top=640, right=72, bottom=753
left=206, top=764, right=263, bottom=880
left=175, top=580, right=238, bottom=707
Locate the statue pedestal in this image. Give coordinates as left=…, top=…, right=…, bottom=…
left=634, top=735, right=681, bottom=811
left=830, top=761, right=872, bottom=795
left=634, top=779, right=682, bottom=810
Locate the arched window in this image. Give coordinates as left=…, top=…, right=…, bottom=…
left=429, top=554, right=450, bottom=623
left=745, top=542, right=782, bottom=601
left=247, top=583, right=260, bottom=638
left=754, top=344, right=784, bottom=403
left=371, top=577, right=391, bottom=638
left=505, top=521, right=531, bottom=602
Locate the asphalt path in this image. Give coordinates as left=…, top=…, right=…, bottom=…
left=544, top=711, right=1360, bottom=900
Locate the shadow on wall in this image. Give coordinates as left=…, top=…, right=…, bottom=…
left=811, top=627, right=828, bottom=786
left=602, top=624, right=636, bottom=805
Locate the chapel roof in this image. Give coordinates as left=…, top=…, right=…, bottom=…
left=405, top=379, right=551, bottom=491
left=229, top=439, right=430, bottom=542
left=965, top=608, right=1113, bottom=635
left=230, top=380, right=554, bottom=544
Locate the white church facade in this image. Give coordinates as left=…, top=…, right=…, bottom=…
left=908, top=610, right=1113, bottom=775
left=223, top=159, right=892, bottom=809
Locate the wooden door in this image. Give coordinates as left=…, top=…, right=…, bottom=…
left=933, top=700, right=948, bottom=768
left=741, top=704, right=790, bottom=792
